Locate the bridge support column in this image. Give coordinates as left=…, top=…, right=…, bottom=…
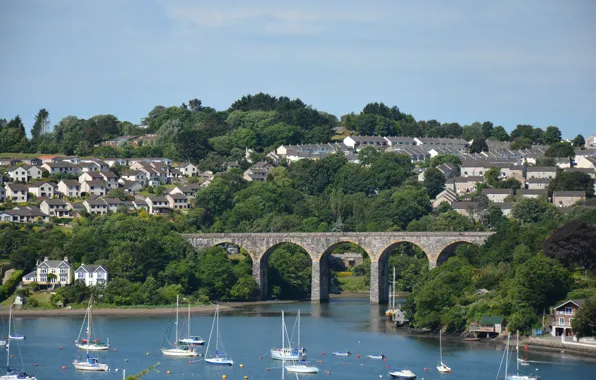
left=370, top=261, right=379, bottom=304
left=370, top=260, right=389, bottom=305
left=252, top=258, right=267, bottom=300
left=311, top=260, right=328, bottom=303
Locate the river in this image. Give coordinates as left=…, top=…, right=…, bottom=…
left=6, top=298, right=595, bottom=379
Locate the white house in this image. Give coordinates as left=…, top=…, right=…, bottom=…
left=42, top=162, right=80, bottom=175
left=167, top=193, right=189, bottom=210
left=83, top=199, right=108, bottom=214
left=80, top=180, right=107, bottom=196
left=22, top=256, right=74, bottom=286
left=170, top=184, right=201, bottom=198
left=6, top=166, right=29, bottom=182
left=5, top=183, right=28, bottom=202
left=27, top=181, right=56, bottom=198
left=343, top=135, right=388, bottom=151
left=99, top=171, right=119, bottom=188
left=58, top=180, right=81, bottom=197
left=75, top=264, right=109, bottom=286
left=40, top=199, right=71, bottom=217
left=146, top=196, right=170, bottom=214
left=178, top=163, right=198, bottom=177
left=120, top=170, right=148, bottom=186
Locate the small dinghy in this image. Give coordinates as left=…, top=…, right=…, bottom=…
left=367, top=354, right=386, bottom=360
left=389, top=369, right=416, bottom=379
left=333, top=351, right=351, bottom=357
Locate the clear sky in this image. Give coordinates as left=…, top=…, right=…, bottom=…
left=1, top=0, right=595, bottom=138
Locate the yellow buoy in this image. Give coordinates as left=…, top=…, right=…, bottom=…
left=244, top=376, right=249, bottom=379
left=166, top=370, right=171, bottom=375
left=222, top=375, right=227, bottom=379
left=239, top=363, right=244, bottom=368
left=146, top=352, right=149, bottom=355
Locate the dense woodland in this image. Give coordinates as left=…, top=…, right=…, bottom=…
left=1, top=94, right=595, bottom=335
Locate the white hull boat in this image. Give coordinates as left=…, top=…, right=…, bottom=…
left=285, top=363, right=319, bottom=374
left=205, top=357, right=234, bottom=365
left=7, top=335, right=24, bottom=341
left=437, top=330, right=451, bottom=373
left=389, top=369, right=416, bottom=379
left=506, top=331, right=539, bottom=380
left=333, top=351, right=351, bottom=357
left=0, top=372, right=37, bottom=380
left=272, top=347, right=304, bottom=361
left=161, top=347, right=199, bottom=357
left=367, top=354, right=385, bottom=360
left=178, top=336, right=205, bottom=346
left=72, top=355, right=109, bottom=372
left=75, top=342, right=110, bottom=351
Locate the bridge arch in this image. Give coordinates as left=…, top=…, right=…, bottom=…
left=319, top=241, right=372, bottom=302
left=435, top=240, right=480, bottom=266
left=260, top=242, right=314, bottom=300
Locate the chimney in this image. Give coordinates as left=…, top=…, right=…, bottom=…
left=64, top=256, right=68, bottom=263
left=44, top=256, right=48, bottom=262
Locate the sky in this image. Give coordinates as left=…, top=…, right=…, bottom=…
left=1, top=0, right=595, bottom=139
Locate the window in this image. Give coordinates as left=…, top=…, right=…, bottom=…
left=77, top=272, right=85, bottom=279
left=558, top=317, right=565, bottom=326
left=41, top=275, right=47, bottom=282
left=60, top=275, right=67, bottom=282
left=565, top=307, right=573, bottom=315
left=60, top=268, right=67, bottom=274
left=40, top=268, right=47, bottom=274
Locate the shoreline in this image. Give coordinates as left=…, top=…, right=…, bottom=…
left=0, top=300, right=298, bottom=318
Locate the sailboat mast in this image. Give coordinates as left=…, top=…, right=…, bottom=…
left=175, top=295, right=179, bottom=343
left=88, top=295, right=93, bottom=341
left=392, top=267, right=396, bottom=309
left=282, top=311, right=285, bottom=380
left=188, top=303, right=191, bottom=339
left=298, top=310, right=301, bottom=348
left=6, top=307, right=11, bottom=369
left=505, top=333, right=510, bottom=377
left=215, top=305, right=219, bottom=352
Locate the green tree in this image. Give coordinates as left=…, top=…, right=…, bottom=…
left=545, top=142, right=575, bottom=158
left=571, top=297, right=596, bottom=338
left=369, top=153, right=414, bottom=191
left=31, top=108, right=50, bottom=144
left=511, top=198, right=557, bottom=224
left=423, top=168, right=446, bottom=198
left=542, top=220, right=596, bottom=271
left=543, top=126, right=562, bottom=144
left=572, top=134, right=585, bottom=147
left=510, top=137, right=533, bottom=150
left=469, top=137, right=488, bottom=153
left=492, top=126, right=509, bottom=141
left=548, top=171, right=594, bottom=197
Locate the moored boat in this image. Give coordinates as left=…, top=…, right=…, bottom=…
left=161, top=296, right=198, bottom=357
left=1, top=307, right=36, bottom=379
left=389, top=369, right=416, bottom=379
left=73, top=296, right=109, bottom=372
left=72, top=354, right=109, bottom=371
left=204, top=305, right=233, bottom=365
left=332, top=351, right=351, bottom=357
left=367, top=354, right=386, bottom=360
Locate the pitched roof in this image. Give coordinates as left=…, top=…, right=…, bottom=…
left=168, top=193, right=187, bottom=200
left=6, top=183, right=28, bottom=191
left=41, top=199, right=67, bottom=205
left=147, top=196, right=168, bottom=202
left=59, top=180, right=80, bottom=186
left=454, top=176, right=484, bottom=183
left=84, top=180, right=107, bottom=186
left=552, top=191, right=586, bottom=197
left=526, top=166, right=557, bottom=172
left=480, top=316, right=504, bottom=325
left=85, top=199, right=107, bottom=206
left=554, top=299, right=585, bottom=309
left=76, top=264, right=105, bottom=273
left=482, top=188, right=513, bottom=194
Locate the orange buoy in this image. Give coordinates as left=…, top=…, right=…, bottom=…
left=34, top=364, right=38, bottom=367
left=266, top=368, right=270, bottom=371
left=356, top=354, right=360, bottom=359
left=326, top=370, right=331, bottom=375
left=424, top=368, right=428, bottom=371
left=167, top=370, right=171, bottom=375
left=189, top=361, right=193, bottom=364
left=114, top=348, right=117, bottom=352
left=322, top=352, right=325, bottom=355
left=61, top=366, right=66, bottom=370
left=59, top=346, right=62, bottom=349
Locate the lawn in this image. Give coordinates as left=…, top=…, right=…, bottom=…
left=336, top=276, right=370, bottom=292
left=0, top=152, right=41, bottom=159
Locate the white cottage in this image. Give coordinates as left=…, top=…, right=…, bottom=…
left=75, top=264, right=109, bottom=286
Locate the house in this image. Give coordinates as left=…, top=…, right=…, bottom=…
left=432, top=188, right=457, bottom=208
left=103, top=198, right=123, bottom=212
left=75, top=264, right=109, bottom=286
left=526, top=178, right=553, bottom=190
left=121, top=180, right=143, bottom=194
left=343, top=136, right=388, bottom=151
left=14, top=295, right=25, bottom=306
left=4, top=206, right=49, bottom=223
left=40, top=199, right=71, bottom=218
left=101, top=135, right=138, bottom=147
left=27, top=181, right=56, bottom=198
left=41, top=162, right=80, bottom=175
left=24, top=165, right=43, bottom=180
left=5, top=166, right=29, bottom=182
left=77, top=161, right=101, bottom=172
left=500, top=202, right=514, bottom=217
left=383, top=136, right=416, bottom=146
left=103, top=158, right=127, bottom=167
left=586, top=135, right=596, bottom=149
left=330, top=253, right=364, bottom=269
left=57, top=180, right=81, bottom=197
left=414, top=137, right=469, bottom=151
left=133, top=199, right=149, bottom=212
left=469, top=316, right=505, bottom=338
left=481, top=188, right=513, bottom=203
left=99, top=171, right=119, bottom=188
left=452, top=201, right=479, bottom=217
left=516, top=189, right=548, bottom=199
left=178, top=163, right=198, bottom=177
left=5, top=183, right=28, bottom=202
left=83, top=199, right=108, bottom=214
left=243, top=167, right=269, bottom=182
left=550, top=299, right=585, bottom=337
left=436, top=163, right=458, bottom=179
left=575, top=156, right=596, bottom=170
left=170, top=184, right=201, bottom=199
left=453, top=176, right=484, bottom=194
left=120, top=170, right=148, bottom=186
left=21, top=256, right=74, bottom=287
left=69, top=202, right=86, bottom=216
left=564, top=167, right=596, bottom=179
left=167, top=193, right=189, bottom=210
left=391, top=147, right=431, bottom=162
left=461, top=161, right=490, bottom=177
left=79, top=171, right=104, bottom=183
left=146, top=196, right=170, bottom=214
left=80, top=180, right=107, bottom=196
left=526, top=166, right=557, bottom=179
left=552, top=191, right=586, bottom=207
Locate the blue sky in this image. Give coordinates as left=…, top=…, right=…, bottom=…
left=1, top=0, right=595, bottom=138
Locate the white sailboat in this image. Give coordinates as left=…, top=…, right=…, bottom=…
left=506, top=331, right=539, bottom=380
left=73, top=296, right=109, bottom=371
left=436, top=330, right=451, bottom=373
left=75, top=296, right=109, bottom=351
left=7, top=308, right=24, bottom=341
left=271, top=310, right=306, bottom=361
left=204, top=304, right=233, bottom=365
left=161, top=295, right=198, bottom=357
left=284, top=311, right=318, bottom=374
left=386, top=267, right=398, bottom=317
left=177, top=303, right=205, bottom=346
left=1, top=307, right=36, bottom=380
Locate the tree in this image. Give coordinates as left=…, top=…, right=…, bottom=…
left=107, top=188, right=129, bottom=201
left=544, top=126, right=562, bottom=144
left=573, top=134, right=585, bottom=147
left=484, top=168, right=501, bottom=187
left=31, top=109, right=50, bottom=142
left=510, top=124, right=534, bottom=140
left=548, top=171, right=594, bottom=197
left=511, top=198, right=557, bottom=224
left=510, top=137, right=533, bottom=150
left=543, top=220, right=596, bottom=271
left=572, top=297, right=596, bottom=339
left=545, top=142, right=575, bottom=158
left=492, top=126, right=509, bottom=141
left=469, top=138, right=488, bottom=153
left=481, top=121, right=494, bottom=139
left=189, top=98, right=203, bottom=112
left=369, top=153, right=414, bottom=190
left=423, top=168, right=446, bottom=198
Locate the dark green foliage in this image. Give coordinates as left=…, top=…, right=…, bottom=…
left=469, top=138, right=488, bottom=153
left=492, top=126, right=509, bottom=141
left=0, top=270, right=24, bottom=302
left=545, top=142, right=575, bottom=158
left=423, top=168, right=445, bottom=198
left=573, top=134, right=585, bottom=147
left=543, top=220, right=596, bottom=271
left=572, top=297, right=596, bottom=338
left=548, top=171, right=594, bottom=197
left=544, top=126, right=562, bottom=144
left=267, top=244, right=312, bottom=299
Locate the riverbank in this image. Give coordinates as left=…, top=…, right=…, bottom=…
left=0, top=299, right=297, bottom=317
left=394, top=327, right=596, bottom=359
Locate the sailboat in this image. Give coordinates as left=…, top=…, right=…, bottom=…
left=7, top=308, right=24, bottom=341
left=436, top=330, right=451, bottom=373
left=73, top=297, right=109, bottom=371
left=284, top=319, right=318, bottom=374
left=1, top=307, right=36, bottom=380
left=177, top=304, right=205, bottom=346
left=204, top=305, right=233, bottom=365
left=506, top=331, right=539, bottom=380
left=75, top=296, right=109, bottom=351
left=161, top=295, right=199, bottom=357
left=271, top=310, right=306, bottom=361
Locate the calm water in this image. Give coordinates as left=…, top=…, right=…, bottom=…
left=6, top=298, right=595, bottom=379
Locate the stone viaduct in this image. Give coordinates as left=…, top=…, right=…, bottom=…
left=183, top=232, right=494, bottom=304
